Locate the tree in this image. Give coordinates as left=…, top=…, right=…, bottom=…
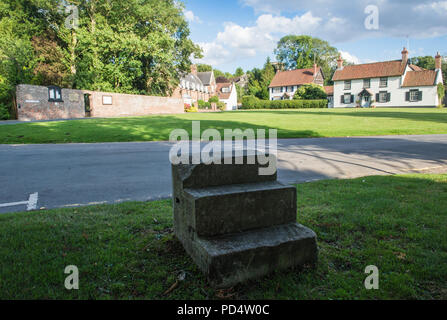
left=293, top=84, right=327, bottom=100
left=234, top=67, right=244, bottom=77
left=274, top=35, right=338, bottom=85
left=246, top=57, right=275, bottom=100
left=0, top=0, right=202, bottom=119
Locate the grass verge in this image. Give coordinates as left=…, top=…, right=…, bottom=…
left=1, top=108, right=447, bottom=144
left=0, top=174, right=446, bottom=299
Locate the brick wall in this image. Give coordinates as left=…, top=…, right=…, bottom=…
left=89, top=91, right=184, bottom=118
left=16, top=84, right=85, bottom=121
left=15, top=85, right=185, bottom=121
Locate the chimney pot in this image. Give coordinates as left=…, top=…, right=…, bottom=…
left=435, top=52, right=442, bottom=70
left=190, top=64, right=198, bottom=76
left=402, top=47, right=409, bottom=65
left=337, top=55, right=344, bottom=70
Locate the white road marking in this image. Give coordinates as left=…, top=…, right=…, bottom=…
left=27, top=193, right=39, bottom=211
left=0, top=201, right=29, bottom=208
left=0, top=192, right=38, bottom=211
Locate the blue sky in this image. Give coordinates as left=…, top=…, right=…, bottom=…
left=183, top=0, right=447, bottom=73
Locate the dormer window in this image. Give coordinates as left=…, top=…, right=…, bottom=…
left=48, top=86, right=63, bottom=102
left=380, top=77, right=388, bottom=88
left=222, top=87, right=230, bottom=93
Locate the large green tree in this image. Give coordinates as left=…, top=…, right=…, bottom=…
left=0, top=0, right=202, bottom=119
left=274, top=35, right=338, bottom=85
left=246, top=57, right=275, bottom=100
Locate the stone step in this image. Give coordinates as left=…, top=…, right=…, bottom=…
left=172, top=150, right=277, bottom=190
left=183, top=181, right=297, bottom=237
left=190, top=223, right=318, bottom=288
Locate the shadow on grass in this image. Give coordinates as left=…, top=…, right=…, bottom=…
left=0, top=115, right=322, bottom=144
left=0, top=174, right=446, bottom=300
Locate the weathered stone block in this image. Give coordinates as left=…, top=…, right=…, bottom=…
left=171, top=151, right=318, bottom=287
left=183, top=181, right=296, bottom=237
left=192, top=223, right=318, bottom=288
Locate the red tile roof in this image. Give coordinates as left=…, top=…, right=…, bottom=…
left=324, top=86, right=334, bottom=95
left=269, top=67, right=321, bottom=88
left=402, top=70, right=437, bottom=87
left=216, top=83, right=232, bottom=100
left=332, top=60, right=406, bottom=81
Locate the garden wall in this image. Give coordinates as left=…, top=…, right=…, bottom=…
left=88, top=91, right=184, bottom=118
left=16, top=84, right=85, bottom=121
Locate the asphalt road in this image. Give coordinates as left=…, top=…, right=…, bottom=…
left=1, top=135, right=447, bottom=214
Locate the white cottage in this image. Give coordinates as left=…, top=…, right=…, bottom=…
left=268, top=65, right=325, bottom=101
left=332, top=48, right=443, bottom=108
left=217, top=82, right=238, bottom=111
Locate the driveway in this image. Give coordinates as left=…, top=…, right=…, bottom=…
left=1, top=135, right=447, bottom=213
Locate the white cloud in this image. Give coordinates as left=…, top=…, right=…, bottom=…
left=197, top=0, right=447, bottom=67
left=339, top=51, right=361, bottom=64
left=196, top=11, right=345, bottom=67
left=184, top=10, right=202, bottom=24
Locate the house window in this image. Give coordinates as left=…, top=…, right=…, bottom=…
left=102, top=96, right=113, bottom=105
left=408, top=89, right=422, bottom=102
left=380, top=77, right=388, bottom=88
left=378, top=91, right=388, bottom=103
left=273, top=87, right=281, bottom=94
left=344, top=81, right=351, bottom=90
left=222, top=87, right=230, bottom=93
left=344, top=93, right=352, bottom=104
left=48, top=86, right=63, bottom=102
left=363, top=79, right=371, bottom=88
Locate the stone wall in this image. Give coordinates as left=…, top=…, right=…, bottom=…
left=88, top=91, right=184, bottom=118
left=16, top=84, right=85, bottom=121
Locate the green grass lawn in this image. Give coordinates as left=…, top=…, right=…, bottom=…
left=1, top=174, right=446, bottom=300
left=1, top=108, right=447, bottom=144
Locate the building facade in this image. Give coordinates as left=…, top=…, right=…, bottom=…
left=216, top=82, right=238, bottom=111
left=268, top=65, right=325, bottom=101
left=332, top=48, right=444, bottom=108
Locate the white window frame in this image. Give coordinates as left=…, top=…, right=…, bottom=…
left=344, top=81, right=351, bottom=90
left=379, top=91, right=387, bottom=103
left=380, top=77, right=388, bottom=88
left=344, top=93, right=352, bottom=104
left=363, top=79, right=371, bottom=88
left=409, top=90, right=419, bottom=102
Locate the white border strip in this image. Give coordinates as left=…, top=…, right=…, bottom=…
left=0, top=192, right=38, bottom=211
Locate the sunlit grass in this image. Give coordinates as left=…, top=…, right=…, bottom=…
left=1, top=108, right=446, bottom=144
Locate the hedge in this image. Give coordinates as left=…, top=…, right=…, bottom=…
left=241, top=95, right=328, bottom=109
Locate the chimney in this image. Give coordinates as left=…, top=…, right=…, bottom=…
left=190, top=64, right=197, bottom=76
left=435, top=52, right=442, bottom=70
left=337, top=55, right=344, bottom=70
left=401, top=47, right=409, bottom=65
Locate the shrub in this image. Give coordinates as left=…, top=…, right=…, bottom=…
left=293, top=84, right=327, bottom=100
left=209, top=96, right=219, bottom=103
left=185, top=106, right=198, bottom=113
left=438, top=83, right=445, bottom=108
left=198, top=99, right=211, bottom=109
left=0, top=103, right=10, bottom=120
left=216, top=101, right=226, bottom=111
left=241, top=95, right=328, bottom=109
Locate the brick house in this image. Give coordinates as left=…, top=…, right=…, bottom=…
left=172, top=65, right=213, bottom=105
left=268, top=65, right=325, bottom=100
left=332, top=48, right=444, bottom=108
